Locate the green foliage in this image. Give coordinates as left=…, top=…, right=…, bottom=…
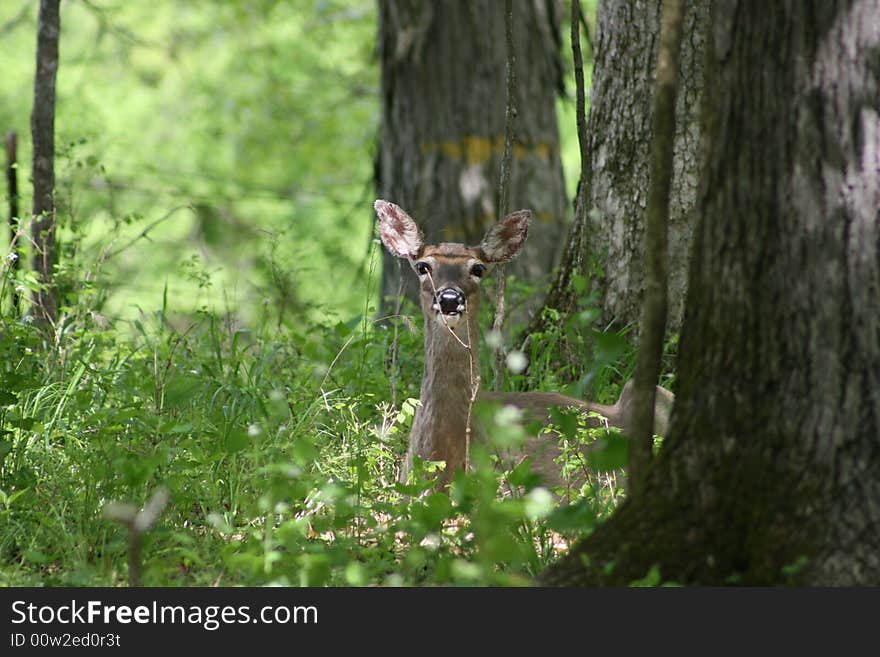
left=1, top=1, right=378, bottom=327
left=0, top=234, right=657, bottom=585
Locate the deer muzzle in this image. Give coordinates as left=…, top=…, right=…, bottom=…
left=433, top=287, right=466, bottom=317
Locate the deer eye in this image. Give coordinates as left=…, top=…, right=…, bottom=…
left=470, top=264, right=487, bottom=278
left=415, top=262, right=432, bottom=276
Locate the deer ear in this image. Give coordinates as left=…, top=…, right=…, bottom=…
left=479, top=209, right=531, bottom=263
left=375, top=200, right=424, bottom=259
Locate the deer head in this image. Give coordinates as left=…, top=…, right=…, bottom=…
left=375, top=200, right=530, bottom=334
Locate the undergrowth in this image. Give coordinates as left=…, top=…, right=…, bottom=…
left=0, top=242, right=673, bottom=587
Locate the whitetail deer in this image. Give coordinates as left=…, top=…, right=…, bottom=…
left=375, top=200, right=674, bottom=489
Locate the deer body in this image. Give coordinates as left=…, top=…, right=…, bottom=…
left=405, top=308, right=475, bottom=481
left=376, top=200, right=674, bottom=488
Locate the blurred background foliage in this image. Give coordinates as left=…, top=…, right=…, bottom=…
left=3, top=0, right=379, bottom=326
left=1, top=0, right=587, bottom=329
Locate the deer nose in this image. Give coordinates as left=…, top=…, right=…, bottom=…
left=435, top=288, right=465, bottom=315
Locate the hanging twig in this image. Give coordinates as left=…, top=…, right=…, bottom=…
left=492, top=0, right=517, bottom=391
left=388, top=260, right=404, bottom=406
left=628, top=0, right=684, bottom=498
left=572, top=0, right=589, bottom=187
left=576, top=1, right=594, bottom=57
left=0, top=2, right=30, bottom=37
left=422, top=268, right=480, bottom=473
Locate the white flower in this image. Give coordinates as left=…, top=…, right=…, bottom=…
left=505, top=350, right=528, bottom=374
left=484, top=329, right=502, bottom=349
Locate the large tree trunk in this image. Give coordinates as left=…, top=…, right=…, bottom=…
left=376, top=0, right=567, bottom=313
left=542, top=0, right=880, bottom=586
left=535, top=0, right=706, bottom=336
left=30, top=0, right=61, bottom=326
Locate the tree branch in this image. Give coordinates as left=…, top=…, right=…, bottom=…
left=100, top=204, right=192, bottom=262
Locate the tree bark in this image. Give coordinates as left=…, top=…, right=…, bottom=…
left=490, top=0, right=517, bottom=391
left=542, top=0, right=880, bottom=586
left=628, top=0, right=684, bottom=497
left=376, top=0, right=567, bottom=313
left=30, top=0, right=61, bottom=326
left=533, top=0, right=706, bottom=337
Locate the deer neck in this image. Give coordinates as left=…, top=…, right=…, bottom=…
left=408, top=307, right=481, bottom=477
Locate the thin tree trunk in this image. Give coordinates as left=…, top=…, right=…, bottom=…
left=376, top=0, right=567, bottom=315
left=491, top=0, right=517, bottom=391
left=6, top=131, right=20, bottom=313
left=30, top=0, right=61, bottom=326
left=542, top=0, right=880, bottom=586
left=628, top=0, right=684, bottom=496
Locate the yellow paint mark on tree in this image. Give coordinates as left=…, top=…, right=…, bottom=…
left=463, top=136, right=491, bottom=164
left=439, top=141, right=462, bottom=159
left=533, top=143, right=551, bottom=160
left=420, top=136, right=557, bottom=163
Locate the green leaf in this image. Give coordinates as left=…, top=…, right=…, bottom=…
left=161, top=421, right=194, bottom=434
left=1, top=374, right=38, bottom=392
left=593, top=331, right=628, bottom=367
left=23, top=550, right=53, bottom=564
left=417, top=493, right=453, bottom=528
left=11, top=466, right=37, bottom=490
left=548, top=406, right=579, bottom=439
left=630, top=564, right=663, bottom=587
left=547, top=499, right=598, bottom=532
left=163, top=376, right=202, bottom=408
left=0, top=390, right=17, bottom=405
left=291, top=435, right=318, bottom=464
left=298, top=553, right=330, bottom=586
left=225, top=429, right=249, bottom=454
left=585, top=431, right=629, bottom=472
left=0, top=487, right=28, bottom=508
left=344, top=562, right=367, bottom=586
left=506, top=457, right=541, bottom=488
